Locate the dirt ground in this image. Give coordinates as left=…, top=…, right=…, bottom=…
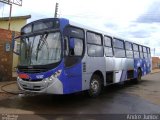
left=125, top=71, right=160, bottom=105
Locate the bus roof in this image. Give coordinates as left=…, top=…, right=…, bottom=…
left=21, top=17, right=150, bottom=48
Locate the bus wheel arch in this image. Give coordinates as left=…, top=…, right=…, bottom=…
left=88, top=70, right=104, bottom=97
left=94, top=71, right=104, bottom=84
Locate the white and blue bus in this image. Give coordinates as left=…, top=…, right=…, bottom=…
left=14, top=18, right=151, bottom=97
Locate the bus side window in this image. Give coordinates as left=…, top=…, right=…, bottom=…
left=68, top=38, right=83, bottom=56
left=104, top=36, right=113, bottom=57
left=87, top=31, right=103, bottom=57
left=143, top=46, right=148, bottom=58
left=113, top=38, right=125, bottom=58
left=133, top=44, right=139, bottom=58
left=147, top=47, right=151, bottom=58
left=125, top=41, right=133, bottom=58
left=139, top=45, right=143, bottom=58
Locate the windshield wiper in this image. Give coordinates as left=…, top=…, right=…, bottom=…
left=23, top=37, right=30, bottom=60
left=29, top=36, right=36, bottom=64
left=36, top=33, right=49, bottom=60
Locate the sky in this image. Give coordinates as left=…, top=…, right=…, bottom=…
left=0, top=0, right=160, bottom=56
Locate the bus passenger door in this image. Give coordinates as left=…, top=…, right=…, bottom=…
left=64, top=37, right=83, bottom=93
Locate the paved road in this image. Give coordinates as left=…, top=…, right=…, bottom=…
left=0, top=73, right=160, bottom=119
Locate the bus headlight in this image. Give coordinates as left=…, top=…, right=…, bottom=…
left=17, top=76, right=22, bottom=81
left=49, top=75, right=55, bottom=81
left=49, top=70, right=62, bottom=81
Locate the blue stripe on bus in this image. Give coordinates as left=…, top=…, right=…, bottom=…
left=120, top=70, right=127, bottom=82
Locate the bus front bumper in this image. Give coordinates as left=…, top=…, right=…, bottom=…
left=17, top=77, right=63, bottom=94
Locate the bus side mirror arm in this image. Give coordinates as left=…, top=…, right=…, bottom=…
left=64, top=37, right=69, bottom=56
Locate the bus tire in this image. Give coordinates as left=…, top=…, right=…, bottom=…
left=88, top=74, right=102, bottom=97
left=135, top=68, right=142, bottom=83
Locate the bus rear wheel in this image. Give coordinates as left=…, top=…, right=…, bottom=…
left=88, top=74, right=102, bottom=97
left=134, top=69, right=142, bottom=83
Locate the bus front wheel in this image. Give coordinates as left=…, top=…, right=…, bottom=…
left=88, top=74, right=102, bottom=97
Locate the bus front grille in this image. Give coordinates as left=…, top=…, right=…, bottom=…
left=18, top=68, right=48, bottom=73
left=22, top=78, right=43, bottom=82
left=23, top=88, right=41, bottom=91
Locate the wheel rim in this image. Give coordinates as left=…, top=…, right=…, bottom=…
left=91, top=79, right=99, bottom=93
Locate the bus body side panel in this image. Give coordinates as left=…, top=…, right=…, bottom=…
left=148, top=58, right=152, bottom=73
left=112, top=58, right=127, bottom=83
left=83, top=56, right=135, bottom=87
left=81, top=56, right=106, bottom=91
left=105, top=58, right=134, bottom=84
left=134, top=58, right=151, bottom=78
left=62, top=62, right=82, bottom=94
left=125, top=58, right=134, bottom=80
left=143, top=58, right=151, bottom=75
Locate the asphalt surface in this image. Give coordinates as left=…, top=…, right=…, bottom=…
left=0, top=72, right=160, bottom=120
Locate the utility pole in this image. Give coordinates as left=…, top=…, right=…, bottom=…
left=8, top=0, right=12, bottom=30
left=54, top=2, right=59, bottom=18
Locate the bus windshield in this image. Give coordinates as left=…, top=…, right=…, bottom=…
left=19, top=32, right=61, bottom=66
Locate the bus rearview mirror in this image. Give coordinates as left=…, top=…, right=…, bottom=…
left=13, top=37, right=20, bottom=55
left=69, top=38, right=75, bottom=49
